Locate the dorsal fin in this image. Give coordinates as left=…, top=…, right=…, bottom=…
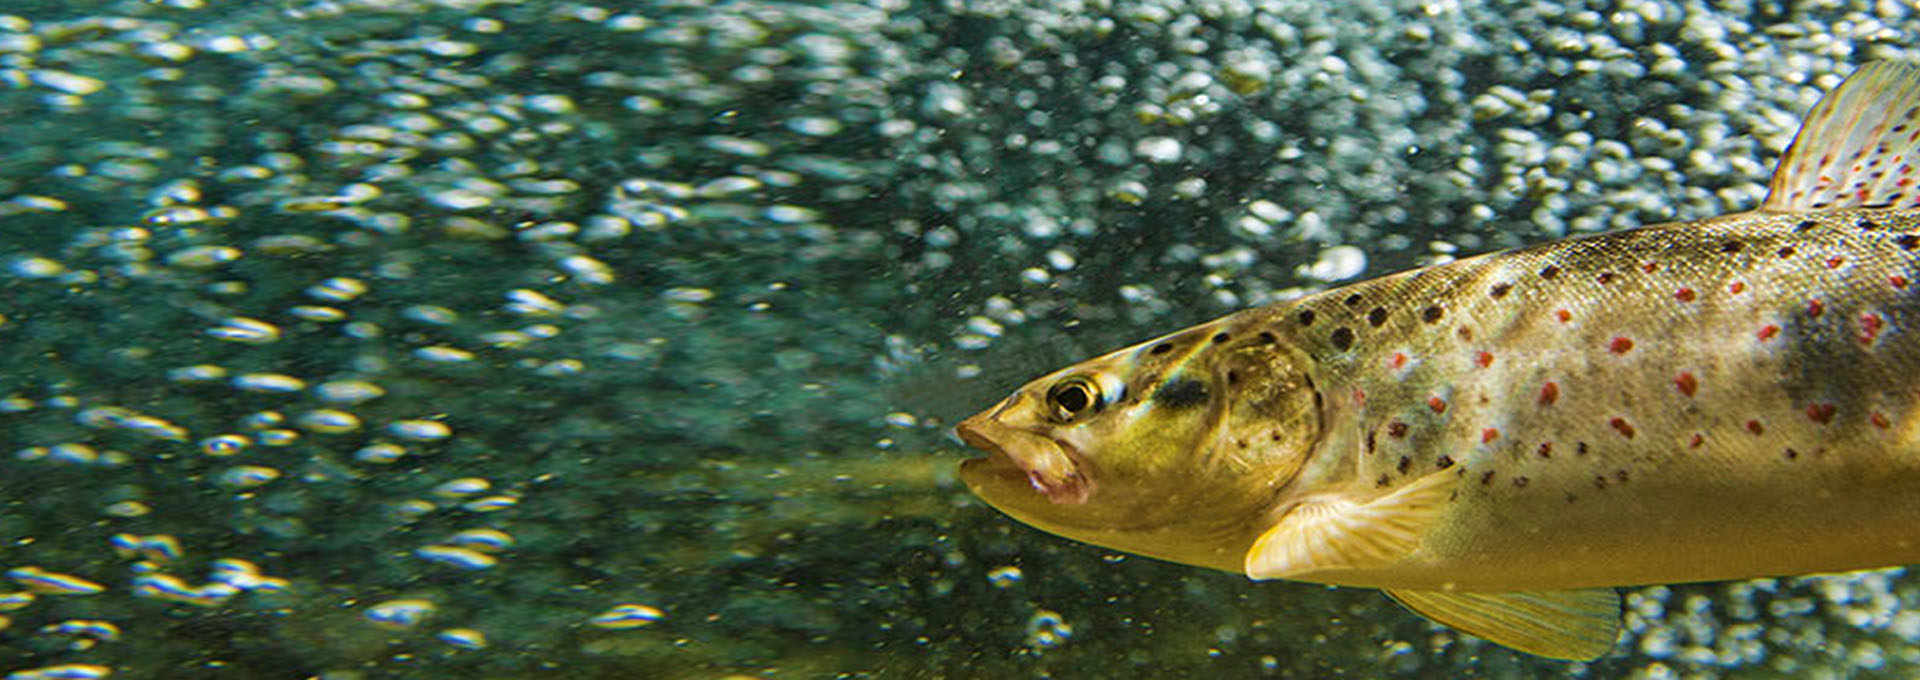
left=1762, top=61, right=1920, bottom=212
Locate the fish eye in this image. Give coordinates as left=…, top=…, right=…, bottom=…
left=1047, top=378, right=1099, bottom=420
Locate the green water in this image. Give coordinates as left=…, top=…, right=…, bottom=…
left=0, top=0, right=1915, bottom=678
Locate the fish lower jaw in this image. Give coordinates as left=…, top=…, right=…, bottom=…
left=960, top=453, right=1091, bottom=505
left=955, top=418, right=1093, bottom=505
left=1027, top=467, right=1091, bottom=505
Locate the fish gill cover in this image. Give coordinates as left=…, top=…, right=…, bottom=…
left=0, top=0, right=1911, bottom=677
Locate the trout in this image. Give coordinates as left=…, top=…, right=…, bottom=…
left=955, top=61, right=1920, bottom=659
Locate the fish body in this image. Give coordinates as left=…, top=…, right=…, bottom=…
left=956, top=62, right=1920, bottom=659
left=1197, top=206, right=1920, bottom=592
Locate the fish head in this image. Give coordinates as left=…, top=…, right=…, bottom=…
left=956, top=320, right=1325, bottom=569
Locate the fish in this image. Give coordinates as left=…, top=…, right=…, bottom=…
left=954, top=60, right=1920, bottom=660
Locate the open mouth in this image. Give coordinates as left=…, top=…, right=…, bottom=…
left=956, top=417, right=1091, bottom=505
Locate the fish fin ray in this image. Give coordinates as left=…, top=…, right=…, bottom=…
left=1762, top=60, right=1920, bottom=212
left=1244, top=468, right=1457, bottom=579
left=1383, top=587, right=1621, bottom=661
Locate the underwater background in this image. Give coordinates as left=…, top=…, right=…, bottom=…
left=0, top=0, right=1916, bottom=678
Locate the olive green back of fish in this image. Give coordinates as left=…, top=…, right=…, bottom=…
left=956, top=61, right=1920, bottom=661
left=1236, top=208, right=1920, bottom=587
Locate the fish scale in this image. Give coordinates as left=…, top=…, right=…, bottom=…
left=1217, top=207, right=1920, bottom=592
left=956, top=61, right=1920, bottom=660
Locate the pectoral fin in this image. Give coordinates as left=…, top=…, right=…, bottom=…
left=1384, top=587, right=1622, bottom=661
left=1244, top=469, right=1457, bottom=580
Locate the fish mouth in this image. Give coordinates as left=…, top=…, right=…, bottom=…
left=956, top=414, right=1091, bottom=505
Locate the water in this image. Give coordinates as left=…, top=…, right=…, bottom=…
left=0, top=0, right=1916, bottom=677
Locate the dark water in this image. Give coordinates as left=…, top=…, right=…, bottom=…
left=0, top=0, right=1914, bottom=678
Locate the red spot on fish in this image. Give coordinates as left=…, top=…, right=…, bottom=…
left=1861, top=313, right=1886, bottom=344
left=1609, top=417, right=1635, bottom=439
left=1892, top=275, right=1909, bottom=289
left=1555, top=309, right=1572, bottom=323
left=1746, top=420, right=1764, bottom=435
left=1805, top=402, right=1837, bottom=424
left=1352, top=388, right=1367, bottom=407
left=1872, top=412, right=1892, bottom=429
left=1482, top=428, right=1499, bottom=443
left=1387, top=420, right=1409, bottom=438
left=1428, top=396, right=1447, bottom=413
left=1390, top=352, right=1408, bottom=369
left=1537, top=442, right=1553, bottom=458
left=1641, top=262, right=1659, bottom=273
left=1539, top=381, right=1560, bottom=405
left=1730, top=281, right=1747, bottom=294
left=1807, top=299, right=1825, bottom=317
left=1688, top=433, right=1704, bottom=449
left=1609, top=336, right=1634, bottom=354
left=1675, top=287, right=1696, bottom=302
left=1825, top=256, right=1845, bottom=268
left=1474, top=350, right=1494, bottom=368
left=1758, top=324, right=1780, bottom=341
left=1674, top=371, right=1698, bottom=397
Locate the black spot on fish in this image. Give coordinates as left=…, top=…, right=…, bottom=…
left=1149, top=343, right=1172, bottom=355
left=1211, top=332, right=1230, bottom=344
left=1480, top=470, right=1495, bottom=485
left=1539, top=265, right=1560, bottom=279
left=1489, top=282, right=1512, bottom=299
left=1421, top=306, right=1444, bottom=324
left=1297, top=309, right=1317, bottom=326
left=1593, top=475, right=1608, bottom=490
left=1596, top=272, right=1616, bottom=284
left=1795, top=219, right=1817, bottom=233
left=1899, top=234, right=1920, bottom=250
left=1397, top=455, right=1411, bottom=474
left=1155, top=378, right=1208, bottom=409
left=1513, top=476, right=1530, bottom=488
left=1859, top=218, right=1879, bottom=230
left=1344, top=293, right=1364, bottom=307
left=1719, top=241, right=1744, bottom=254
left=1330, top=327, right=1354, bottom=351
left=1367, top=307, right=1388, bottom=327
left=1435, top=455, right=1455, bottom=469
left=1614, top=469, right=1629, bottom=482
left=1777, top=246, right=1796, bottom=258
left=1376, top=474, right=1391, bottom=488
left=1784, top=448, right=1799, bottom=460
left=1258, top=331, right=1276, bottom=344
left=1226, top=370, right=1240, bottom=385
left=1576, top=441, right=1589, bottom=456
left=1365, top=430, right=1377, bottom=453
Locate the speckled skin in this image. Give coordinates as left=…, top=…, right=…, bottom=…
left=962, top=207, right=1920, bottom=593
left=1229, top=206, right=1920, bottom=590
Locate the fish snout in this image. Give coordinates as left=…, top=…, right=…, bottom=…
left=954, top=411, right=1091, bottom=505
left=955, top=413, right=1001, bottom=455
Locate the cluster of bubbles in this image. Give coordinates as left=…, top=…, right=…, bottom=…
left=0, top=0, right=1918, bottom=677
